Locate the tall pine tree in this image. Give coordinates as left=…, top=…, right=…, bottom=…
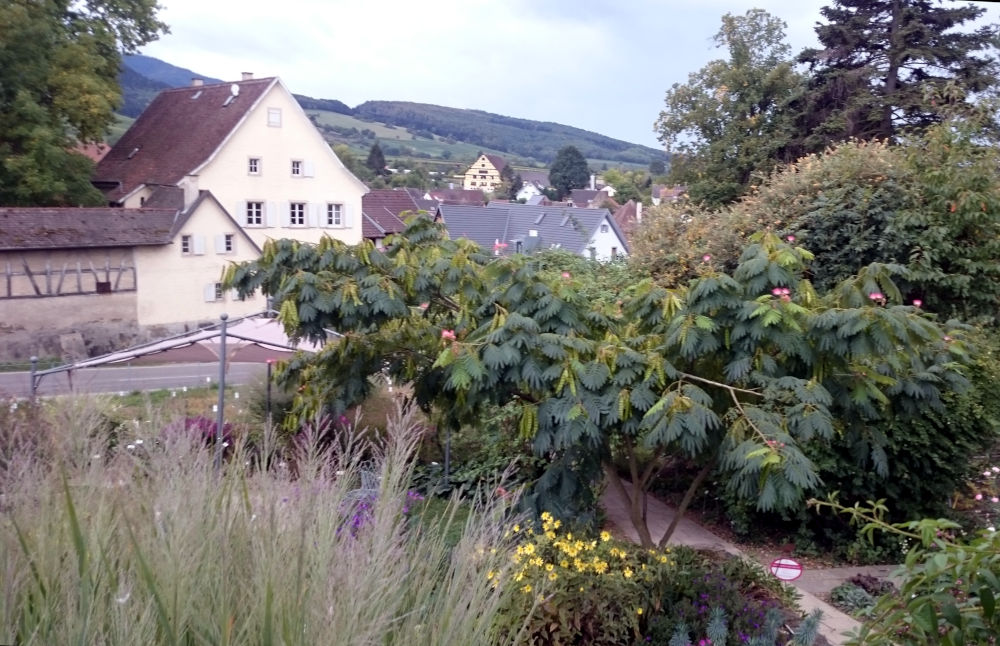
left=793, top=0, right=998, bottom=152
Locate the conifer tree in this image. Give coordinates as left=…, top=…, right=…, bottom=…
left=793, top=0, right=999, bottom=152
left=365, top=142, right=389, bottom=177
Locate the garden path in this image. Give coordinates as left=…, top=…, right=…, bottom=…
left=600, top=482, right=897, bottom=646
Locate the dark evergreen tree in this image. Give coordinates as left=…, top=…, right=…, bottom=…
left=794, top=0, right=999, bottom=152
left=548, top=145, right=590, bottom=199
left=365, top=142, right=389, bottom=177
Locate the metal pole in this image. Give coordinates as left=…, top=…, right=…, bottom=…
left=266, top=359, right=273, bottom=428
left=213, top=314, right=229, bottom=473
left=29, top=356, right=38, bottom=401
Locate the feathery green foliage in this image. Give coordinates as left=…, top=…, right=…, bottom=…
left=227, top=215, right=968, bottom=548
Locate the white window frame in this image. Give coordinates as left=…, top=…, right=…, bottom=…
left=181, top=235, right=192, bottom=254
left=204, top=282, right=224, bottom=302
left=600, top=223, right=609, bottom=233
left=248, top=157, right=261, bottom=175
left=214, top=233, right=235, bottom=254
left=291, top=159, right=302, bottom=177
left=267, top=107, right=282, bottom=127
left=246, top=201, right=263, bottom=226
left=289, top=202, right=306, bottom=226
left=326, top=203, right=343, bottom=227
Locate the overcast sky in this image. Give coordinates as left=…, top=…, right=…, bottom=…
left=140, top=1, right=1000, bottom=149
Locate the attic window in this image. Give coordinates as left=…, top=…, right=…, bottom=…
left=267, top=108, right=282, bottom=127
left=600, top=223, right=609, bottom=233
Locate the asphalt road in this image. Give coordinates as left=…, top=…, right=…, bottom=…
left=0, top=362, right=268, bottom=398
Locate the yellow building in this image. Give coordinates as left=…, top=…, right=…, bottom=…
left=462, top=154, right=507, bottom=192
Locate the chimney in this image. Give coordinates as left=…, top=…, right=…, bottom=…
left=191, top=78, right=204, bottom=87
left=636, top=201, right=643, bottom=223
left=241, top=72, right=254, bottom=81
left=590, top=173, right=596, bottom=190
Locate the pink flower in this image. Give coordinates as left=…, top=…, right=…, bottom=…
left=869, top=292, right=884, bottom=301
left=441, top=329, right=456, bottom=341
left=561, top=272, right=571, bottom=279
left=702, top=254, right=712, bottom=262
left=771, top=287, right=783, bottom=296
left=781, top=287, right=790, bottom=295
left=787, top=235, right=796, bottom=243
left=976, top=493, right=984, bottom=501
left=912, top=299, right=922, bottom=308
left=992, top=466, right=999, bottom=473
left=419, top=302, right=429, bottom=310
left=944, top=335, right=953, bottom=342
left=994, top=497, right=1000, bottom=503
left=986, top=471, right=993, bottom=477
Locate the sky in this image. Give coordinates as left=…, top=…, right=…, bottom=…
left=141, top=0, right=1000, bottom=149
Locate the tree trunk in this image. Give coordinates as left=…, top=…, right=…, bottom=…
left=657, top=459, right=715, bottom=548
left=603, top=463, right=654, bottom=548
left=880, top=0, right=903, bottom=140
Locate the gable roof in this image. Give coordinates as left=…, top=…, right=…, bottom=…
left=612, top=200, right=640, bottom=240
left=402, top=187, right=440, bottom=212
left=93, top=78, right=278, bottom=202
left=438, top=203, right=628, bottom=256
left=0, top=207, right=178, bottom=251
left=518, top=169, right=549, bottom=187
left=569, top=188, right=615, bottom=208
left=483, top=154, right=507, bottom=173
left=361, top=189, right=424, bottom=239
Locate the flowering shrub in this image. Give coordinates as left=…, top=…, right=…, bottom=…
left=493, top=514, right=805, bottom=645
left=494, top=512, right=678, bottom=644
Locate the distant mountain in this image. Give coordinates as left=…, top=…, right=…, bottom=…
left=354, top=101, right=662, bottom=166
left=124, top=54, right=223, bottom=90
left=118, top=55, right=667, bottom=167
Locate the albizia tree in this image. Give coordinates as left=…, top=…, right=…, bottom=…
left=226, top=217, right=968, bottom=547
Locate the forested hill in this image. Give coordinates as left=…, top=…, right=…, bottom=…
left=120, top=55, right=667, bottom=166
left=353, top=101, right=664, bottom=165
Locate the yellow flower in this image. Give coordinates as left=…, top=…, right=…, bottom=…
left=545, top=531, right=556, bottom=540
left=553, top=519, right=561, bottom=529
left=624, top=567, right=633, bottom=578
left=600, top=530, right=611, bottom=542
left=513, top=524, right=520, bottom=533
left=548, top=572, right=558, bottom=581
left=560, top=560, right=569, bottom=568
left=545, top=563, right=554, bottom=572
left=531, top=557, right=543, bottom=567
left=486, top=570, right=496, bottom=580
left=636, top=608, right=643, bottom=615
left=541, top=511, right=553, bottom=522
left=521, top=584, right=532, bottom=594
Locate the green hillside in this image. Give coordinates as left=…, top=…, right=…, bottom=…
left=119, top=55, right=667, bottom=170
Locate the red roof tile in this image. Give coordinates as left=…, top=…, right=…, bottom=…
left=93, top=78, right=277, bottom=202
left=361, top=189, right=423, bottom=239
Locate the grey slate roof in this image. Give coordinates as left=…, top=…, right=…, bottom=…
left=0, top=207, right=178, bottom=251
left=438, top=203, right=628, bottom=256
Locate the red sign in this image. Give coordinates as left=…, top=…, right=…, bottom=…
left=769, top=557, right=803, bottom=581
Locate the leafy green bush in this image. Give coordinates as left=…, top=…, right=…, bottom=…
left=831, top=582, right=876, bottom=616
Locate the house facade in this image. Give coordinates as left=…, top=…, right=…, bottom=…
left=1, top=75, right=365, bottom=360
left=0, top=201, right=262, bottom=359
left=462, top=154, right=507, bottom=192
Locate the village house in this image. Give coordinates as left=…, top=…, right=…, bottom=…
left=437, top=203, right=628, bottom=261
left=0, top=74, right=367, bottom=359
left=462, top=154, right=507, bottom=192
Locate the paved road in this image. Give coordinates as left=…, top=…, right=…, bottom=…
left=0, top=362, right=268, bottom=398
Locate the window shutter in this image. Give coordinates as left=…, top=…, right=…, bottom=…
left=204, top=284, right=216, bottom=302
left=280, top=202, right=291, bottom=227
left=214, top=235, right=226, bottom=253
left=237, top=201, right=247, bottom=226
left=343, top=204, right=353, bottom=228
left=229, top=289, right=240, bottom=302
left=265, top=201, right=277, bottom=227
left=193, top=236, right=206, bottom=255
left=303, top=160, right=315, bottom=177
left=306, top=203, right=318, bottom=227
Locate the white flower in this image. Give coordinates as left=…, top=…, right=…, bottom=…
left=135, top=439, right=143, bottom=445
left=126, top=444, right=135, bottom=450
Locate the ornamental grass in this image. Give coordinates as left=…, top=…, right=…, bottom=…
left=0, top=396, right=520, bottom=646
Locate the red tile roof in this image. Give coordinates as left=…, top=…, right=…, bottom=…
left=0, top=207, right=178, bottom=250
left=484, top=154, right=507, bottom=173
left=93, top=78, right=277, bottom=202
left=361, top=189, right=423, bottom=239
